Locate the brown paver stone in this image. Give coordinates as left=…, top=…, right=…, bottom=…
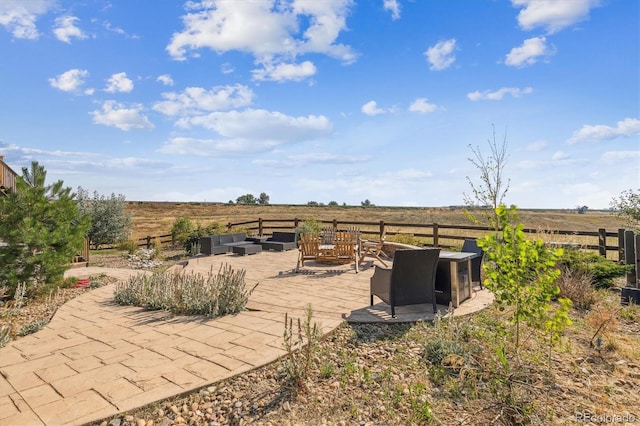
left=35, top=389, right=114, bottom=425
left=20, top=383, right=62, bottom=408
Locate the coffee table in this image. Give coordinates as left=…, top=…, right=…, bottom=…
left=232, top=244, right=262, bottom=256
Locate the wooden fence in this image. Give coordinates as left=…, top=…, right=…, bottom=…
left=221, top=217, right=627, bottom=261
left=105, top=219, right=626, bottom=262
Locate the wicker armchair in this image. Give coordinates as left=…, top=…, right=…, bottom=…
left=370, top=248, right=440, bottom=317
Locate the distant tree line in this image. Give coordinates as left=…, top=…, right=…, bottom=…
left=231, top=192, right=270, bottom=205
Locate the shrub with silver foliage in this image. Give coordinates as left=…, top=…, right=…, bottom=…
left=114, top=264, right=253, bottom=317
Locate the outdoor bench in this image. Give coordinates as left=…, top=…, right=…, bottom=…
left=260, top=232, right=297, bottom=251
left=199, top=233, right=256, bottom=255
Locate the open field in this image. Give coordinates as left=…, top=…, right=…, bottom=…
left=126, top=202, right=628, bottom=239
left=125, top=202, right=630, bottom=259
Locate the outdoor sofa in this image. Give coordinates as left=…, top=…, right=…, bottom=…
left=260, top=232, right=297, bottom=251
left=199, top=232, right=256, bottom=255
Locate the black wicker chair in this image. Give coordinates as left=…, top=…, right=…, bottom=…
left=462, top=239, right=484, bottom=289
left=370, top=248, right=440, bottom=317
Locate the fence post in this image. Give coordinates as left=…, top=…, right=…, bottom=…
left=258, top=218, right=263, bottom=236
left=294, top=218, right=300, bottom=230
left=146, top=235, right=151, bottom=249
left=433, top=223, right=439, bottom=247
left=598, top=228, right=606, bottom=257
left=624, top=230, right=636, bottom=287
left=636, top=234, right=640, bottom=288
left=379, top=221, right=385, bottom=239
left=618, top=228, right=626, bottom=262
left=333, top=218, right=338, bottom=231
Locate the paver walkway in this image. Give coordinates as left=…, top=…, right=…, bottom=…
left=0, top=250, right=492, bottom=425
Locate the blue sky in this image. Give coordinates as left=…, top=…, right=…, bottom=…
left=1, top=0, right=638, bottom=209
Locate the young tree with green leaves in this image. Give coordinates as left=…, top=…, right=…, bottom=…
left=0, top=162, right=90, bottom=296
left=77, top=187, right=132, bottom=249
left=477, top=205, right=572, bottom=351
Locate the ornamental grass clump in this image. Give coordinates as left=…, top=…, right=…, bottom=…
left=114, top=264, right=254, bottom=317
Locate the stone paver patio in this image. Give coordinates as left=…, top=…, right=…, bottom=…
left=0, top=250, right=493, bottom=425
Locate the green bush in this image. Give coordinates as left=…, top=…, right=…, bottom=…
left=296, top=219, right=322, bottom=235
left=117, top=239, right=139, bottom=254
left=557, top=249, right=632, bottom=288
left=171, top=215, right=194, bottom=246
left=114, top=264, right=254, bottom=317
left=17, top=321, right=47, bottom=336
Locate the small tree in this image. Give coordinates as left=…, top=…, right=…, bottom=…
left=258, top=192, right=270, bottom=205
left=77, top=188, right=132, bottom=249
left=478, top=205, right=571, bottom=351
left=361, top=199, right=373, bottom=207
left=171, top=215, right=194, bottom=247
left=610, top=188, right=640, bottom=230
left=0, top=162, right=90, bottom=296
left=464, top=125, right=510, bottom=225
left=576, top=205, right=589, bottom=214
left=328, top=201, right=338, bottom=206
left=236, top=193, right=257, bottom=204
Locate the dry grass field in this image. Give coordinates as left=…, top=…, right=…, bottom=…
left=125, top=202, right=629, bottom=258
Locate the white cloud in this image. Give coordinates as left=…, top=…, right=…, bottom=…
left=105, top=72, right=134, bottom=93
left=53, top=16, right=86, bottom=43
left=103, top=21, right=139, bottom=39
left=551, top=151, right=570, bottom=160
left=601, top=150, right=640, bottom=164
left=567, top=118, right=640, bottom=144
left=256, top=152, right=371, bottom=167
left=467, top=87, right=533, bottom=101
left=425, top=39, right=456, bottom=71
left=90, top=101, right=154, bottom=131
left=383, top=0, right=401, bottom=20
left=0, top=0, right=53, bottom=40
left=153, top=85, right=254, bottom=116
left=361, top=100, right=386, bottom=116
left=409, top=98, right=438, bottom=113
left=166, top=0, right=357, bottom=72
left=512, top=0, right=600, bottom=34
left=252, top=60, right=317, bottom=82
left=504, top=37, right=553, bottom=67
left=221, top=63, right=234, bottom=74
left=525, top=140, right=548, bottom=151
left=156, top=74, right=174, bottom=86
left=180, top=109, right=332, bottom=143
left=49, top=69, right=90, bottom=93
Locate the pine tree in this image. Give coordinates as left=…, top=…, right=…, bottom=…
left=0, top=162, right=90, bottom=296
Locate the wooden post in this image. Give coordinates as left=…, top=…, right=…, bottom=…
left=332, top=218, right=338, bottom=231
left=146, top=235, right=152, bottom=249
left=379, top=220, right=385, bottom=239
left=258, top=218, right=263, bottom=236
left=598, top=228, right=606, bottom=257
left=433, top=223, right=439, bottom=247
left=618, top=228, right=626, bottom=263
left=636, top=234, right=640, bottom=289
left=625, top=230, right=636, bottom=287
